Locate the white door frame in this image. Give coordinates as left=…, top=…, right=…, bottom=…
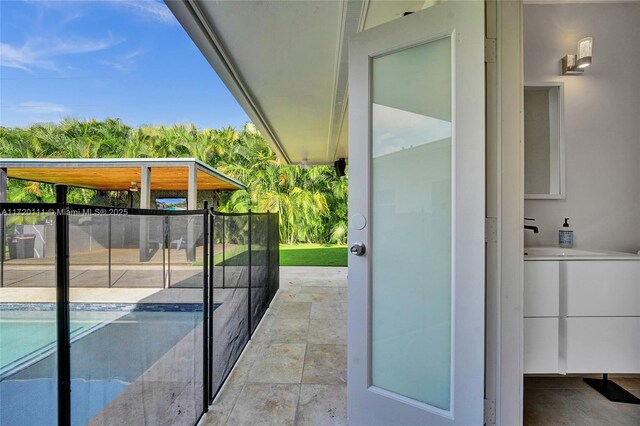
left=347, top=2, right=486, bottom=424
left=484, top=1, right=524, bottom=425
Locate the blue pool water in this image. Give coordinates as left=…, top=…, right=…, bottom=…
left=0, top=303, right=205, bottom=426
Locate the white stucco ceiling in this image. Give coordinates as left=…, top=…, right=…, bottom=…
left=166, top=0, right=429, bottom=164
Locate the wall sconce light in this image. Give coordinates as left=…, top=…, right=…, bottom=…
left=129, top=181, right=139, bottom=192
left=562, top=37, right=593, bottom=75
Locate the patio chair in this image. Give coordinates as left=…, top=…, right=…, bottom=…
left=170, top=236, right=185, bottom=251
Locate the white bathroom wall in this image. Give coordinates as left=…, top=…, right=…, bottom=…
left=523, top=3, right=640, bottom=252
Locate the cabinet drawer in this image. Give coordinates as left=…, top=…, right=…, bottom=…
left=565, top=261, right=640, bottom=316
left=565, top=317, right=640, bottom=373
left=524, top=318, right=559, bottom=374
left=524, top=261, right=559, bottom=317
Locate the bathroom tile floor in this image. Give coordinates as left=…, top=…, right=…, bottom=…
left=524, top=376, right=640, bottom=425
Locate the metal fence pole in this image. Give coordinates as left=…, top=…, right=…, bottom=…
left=161, top=216, right=166, bottom=289
left=1, top=168, right=7, bottom=287
left=222, top=215, right=225, bottom=289
left=107, top=215, right=112, bottom=288
left=202, top=202, right=210, bottom=411
left=55, top=184, right=71, bottom=426
left=273, top=213, right=279, bottom=297
left=1, top=212, right=4, bottom=288
left=266, top=213, right=270, bottom=307
left=208, top=209, right=215, bottom=405
left=167, top=218, right=171, bottom=288
left=247, top=210, right=252, bottom=336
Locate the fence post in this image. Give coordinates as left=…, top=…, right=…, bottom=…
left=167, top=218, right=171, bottom=288
left=202, top=202, right=210, bottom=411
left=247, top=210, right=252, bottom=337
left=0, top=167, right=6, bottom=288
left=266, top=213, right=271, bottom=307
left=222, top=215, right=225, bottom=289
left=162, top=216, right=166, bottom=289
left=208, top=208, right=214, bottom=405
left=55, top=184, right=71, bottom=426
left=0, top=208, right=4, bottom=289
left=108, top=215, right=112, bottom=288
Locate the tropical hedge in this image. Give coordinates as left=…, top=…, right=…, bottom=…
left=0, top=118, right=348, bottom=244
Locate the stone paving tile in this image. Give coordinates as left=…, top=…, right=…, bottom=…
left=307, top=319, right=346, bottom=345
left=300, top=279, right=346, bottom=288
left=296, top=384, right=347, bottom=426
left=309, top=301, right=347, bottom=320
left=225, top=383, right=300, bottom=426
left=248, top=343, right=307, bottom=384
left=302, top=344, right=347, bottom=385
left=259, top=317, right=310, bottom=344
left=274, top=302, right=312, bottom=319
left=201, top=381, right=241, bottom=426
left=272, top=290, right=314, bottom=304
left=299, top=286, right=347, bottom=295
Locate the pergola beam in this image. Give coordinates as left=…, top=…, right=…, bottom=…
left=186, top=164, right=198, bottom=261
left=187, top=163, right=198, bottom=210
left=139, top=166, right=151, bottom=261
left=140, top=166, right=151, bottom=209
left=0, top=168, right=7, bottom=202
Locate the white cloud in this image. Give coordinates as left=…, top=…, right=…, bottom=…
left=0, top=35, right=122, bottom=72
left=15, top=101, right=70, bottom=115
left=113, top=0, right=177, bottom=24
left=100, top=47, right=145, bottom=72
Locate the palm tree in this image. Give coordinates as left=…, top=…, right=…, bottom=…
left=0, top=118, right=349, bottom=244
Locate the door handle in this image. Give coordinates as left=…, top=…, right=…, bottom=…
left=350, top=242, right=366, bottom=256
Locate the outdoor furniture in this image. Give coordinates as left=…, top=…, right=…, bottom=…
left=7, top=234, right=36, bottom=259
left=170, top=236, right=185, bottom=250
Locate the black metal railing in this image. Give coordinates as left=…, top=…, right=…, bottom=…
left=0, top=192, right=279, bottom=426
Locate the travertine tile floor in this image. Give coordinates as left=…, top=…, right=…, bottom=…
left=524, top=376, right=640, bottom=425
left=201, top=266, right=640, bottom=426
left=200, top=267, right=347, bottom=426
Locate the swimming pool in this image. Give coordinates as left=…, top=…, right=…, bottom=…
left=1, top=307, right=124, bottom=379
left=0, top=303, right=205, bottom=426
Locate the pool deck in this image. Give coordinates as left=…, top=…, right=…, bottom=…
left=0, top=286, right=207, bottom=304
left=0, top=248, right=206, bottom=303
left=200, top=266, right=348, bottom=426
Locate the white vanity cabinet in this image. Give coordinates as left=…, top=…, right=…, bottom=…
left=524, top=258, right=640, bottom=374
left=524, top=261, right=560, bottom=373
left=564, top=261, right=640, bottom=373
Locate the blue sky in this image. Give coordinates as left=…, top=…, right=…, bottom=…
left=0, top=0, right=250, bottom=129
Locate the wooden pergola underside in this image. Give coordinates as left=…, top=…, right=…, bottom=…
left=0, top=158, right=244, bottom=209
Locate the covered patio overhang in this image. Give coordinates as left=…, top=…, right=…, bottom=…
left=165, top=0, right=432, bottom=164
left=0, top=158, right=245, bottom=209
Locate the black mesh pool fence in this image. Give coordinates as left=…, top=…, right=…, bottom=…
left=0, top=200, right=279, bottom=426
left=208, top=211, right=279, bottom=401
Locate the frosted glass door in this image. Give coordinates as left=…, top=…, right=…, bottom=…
left=347, top=2, right=485, bottom=424
left=371, top=38, right=452, bottom=410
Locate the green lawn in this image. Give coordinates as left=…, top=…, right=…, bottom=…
left=194, top=243, right=347, bottom=267
left=279, top=243, right=347, bottom=267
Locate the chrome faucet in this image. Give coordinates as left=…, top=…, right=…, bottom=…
left=524, top=217, right=539, bottom=234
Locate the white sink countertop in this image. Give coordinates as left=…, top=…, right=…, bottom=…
left=524, top=246, right=640, bottom=260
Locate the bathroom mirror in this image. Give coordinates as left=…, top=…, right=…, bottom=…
left=524, top=82, right=565, bottom=199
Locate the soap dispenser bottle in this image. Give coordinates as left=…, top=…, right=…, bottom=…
left=559, top=218, right=573, bottom=248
